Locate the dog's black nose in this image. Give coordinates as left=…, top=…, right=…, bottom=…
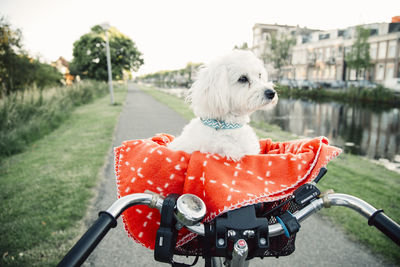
left=264, top=89, right=276, bottom=100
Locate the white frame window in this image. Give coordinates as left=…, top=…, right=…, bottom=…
left=370, top=43, right=377, bottom=60
left=376, top=64, right=385, bottom=80
left=387, top=40, right=396, bottom=58
left=378, top=42, right=387, bottom=59
left=385, top=63, right=394, bottom=80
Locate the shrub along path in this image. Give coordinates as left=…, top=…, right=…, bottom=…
left=0, top=85, right=126, bottom=266
left=83, top=83, right=392, bottom=267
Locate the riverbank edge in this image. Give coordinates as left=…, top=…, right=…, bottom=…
left=275, top=85, right=400, bottom=108
left=139, top=83, right=400, bottom=265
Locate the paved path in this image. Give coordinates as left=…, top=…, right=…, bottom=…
left=83, top=83, right=391, bottom=266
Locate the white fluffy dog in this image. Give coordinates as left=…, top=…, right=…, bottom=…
left=168, top=50, right=278, bottom=161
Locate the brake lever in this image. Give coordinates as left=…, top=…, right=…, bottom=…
left=293, top=168, right=327, bottom=206
left=314, top=167, right=328, bottom=184
left=154, top=194, right=180, bottom=264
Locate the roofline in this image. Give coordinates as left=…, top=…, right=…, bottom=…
left=252, top=23, right=320, bottom=32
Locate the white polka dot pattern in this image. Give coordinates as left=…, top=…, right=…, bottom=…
left=115, top=134, right=342, bottom=250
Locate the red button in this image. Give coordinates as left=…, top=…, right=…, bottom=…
left=237, top=239, right=246, bottom=247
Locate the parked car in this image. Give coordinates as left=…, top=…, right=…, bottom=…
left=297, top=80, right=318, bottom=90
left=347, top=80, right=378, bottom=89
left=278, top=79, right=297, bottom=89
left=316, top=81, right=331, bottom=89
left=330, top=80, right=346, bottom=89
left=346, top=81, right=358, bottom=88
left=358, top=80, right=378, bottom=89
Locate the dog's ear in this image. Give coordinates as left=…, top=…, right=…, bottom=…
left=188, top=64, right=230, bottom=118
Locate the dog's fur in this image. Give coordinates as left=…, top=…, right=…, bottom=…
left=168, top=50, right=278, bottom=161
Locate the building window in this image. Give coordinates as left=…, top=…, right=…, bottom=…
left=326, top=47, right=331, bottom=59
left=344, top=47, right=351, bottom=57
left=324, top=68, right=329, bottom=79
left=370, top=43, right=377, bottom=60
left=389, top=23, right=400, bottom=33
left=296, top=66, right=306, bottom=80
left=378, top=42, right=387, bottom=59
left=317, top=48, right=322, bottom=60
left=350, top=69, right=357, bottom=80
left=330, top=66, right=335, bottom=79
left=338, top=46, right=343, bottom=57
left=319, top=33, right=330, bottom=40
left=398, top=63, right=400, bottom=78
left=386, top=63, right=394, bottom=79
left=370, top=29, right=378, bottom=36
left=387, top=40, right=396, bottom=58
left=376, top=64, right=385, bottom=80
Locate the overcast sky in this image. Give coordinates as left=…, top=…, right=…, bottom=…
left=1, top=0, right=399, bottom=75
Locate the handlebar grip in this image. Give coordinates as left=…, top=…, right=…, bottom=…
left=368, top=210, right=400, bottom=246
left=57, top=212, right=117, bottom=267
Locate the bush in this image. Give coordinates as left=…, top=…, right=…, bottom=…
left=0, top=81, right=108, bottom=159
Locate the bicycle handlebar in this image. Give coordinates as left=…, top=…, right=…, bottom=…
left=57, top=212, right=117, bottom=267
left=368, top=210, right=400, bottom=246
left=186, top=193, right=400, bottom=239
left=58, top=191, right=400, bottom=267
left=57, top=193, right=156, bottom=267
left=324, top=193, right=400, bottom=246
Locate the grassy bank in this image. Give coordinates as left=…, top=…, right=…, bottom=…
left=0, top=85, right=126, bottom=266
left=276, top=85, right=400, bottom=108
left=140, top=84, right=400, bottom=264
left=0, top=81, right=111, bottom=159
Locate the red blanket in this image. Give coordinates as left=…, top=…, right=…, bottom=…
left=115, top=134, right=341, bottom=249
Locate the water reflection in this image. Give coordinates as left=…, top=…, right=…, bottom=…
left=252, top=98, right=400, bottom=162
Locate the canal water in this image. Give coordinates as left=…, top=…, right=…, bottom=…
left=252, top=98, right=400, bottom=163
left=156, top=87, right=400, bottom=164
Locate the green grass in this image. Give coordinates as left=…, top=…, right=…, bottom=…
left=0, top=85, right=126, bottom=266
left=317, top=154, right=400, bottom=263
left=0, top=81, right=110, bottom=159
left=140, top=84, right=400, bottom=265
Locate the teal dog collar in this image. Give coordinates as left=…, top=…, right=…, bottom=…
left=200, top=118, right=243, bottom=130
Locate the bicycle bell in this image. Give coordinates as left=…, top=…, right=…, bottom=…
left=175, top=194, right=206, bottom=226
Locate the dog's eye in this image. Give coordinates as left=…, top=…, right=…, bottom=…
left=238, top=75, right=249, bottom=83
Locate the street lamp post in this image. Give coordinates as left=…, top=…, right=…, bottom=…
left=100, top=22, right=114, bottom=105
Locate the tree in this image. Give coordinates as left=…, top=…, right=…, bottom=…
left=31, top=59, right=64, bottom=88
left=0, top=16, right=62, bottom=95
left=0, top=16, right=25, bottom=94
left=70, top=25, right=144, bottom=81
left=345, top=26, right=372, bottom=80
left=234, top=42, right=249, bottom=50
left=136, top=62, right=202, bottom=88
left=262, top=32, right=296, bottom=79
